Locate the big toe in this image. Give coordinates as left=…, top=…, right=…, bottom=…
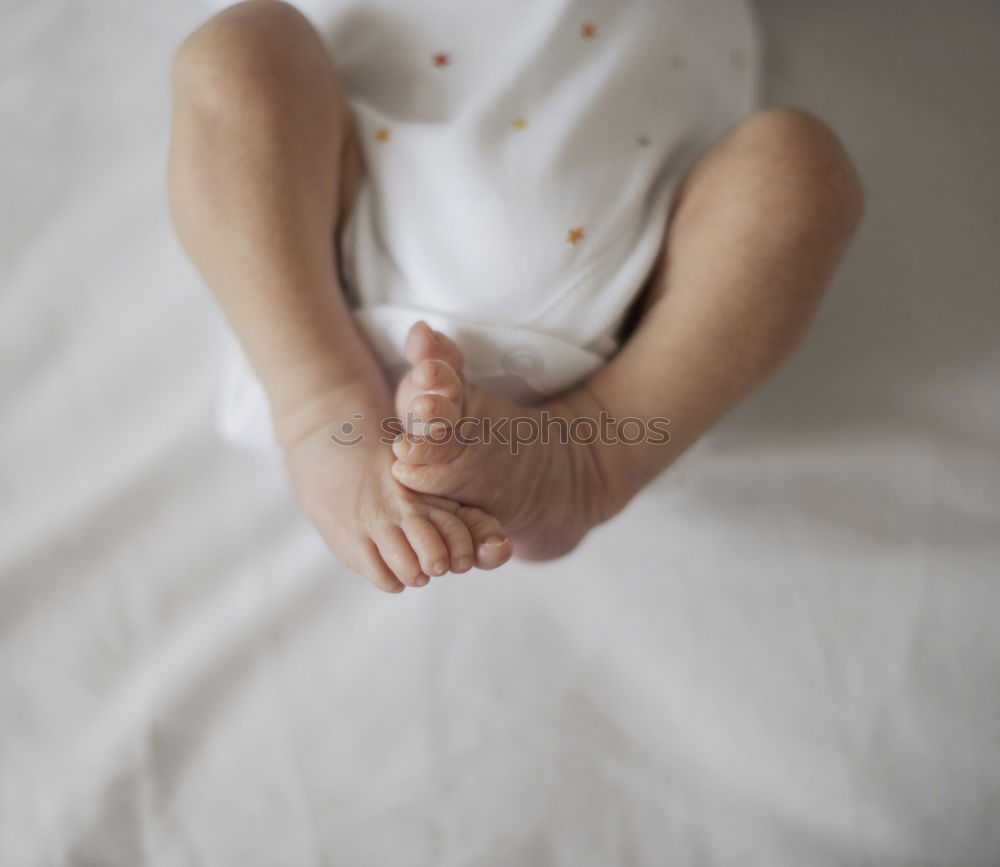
left=394, top=358, right=465, bottom=432
left=404, top=320, right=465, bottom=371
left=457, top=505, right=514, bottom=571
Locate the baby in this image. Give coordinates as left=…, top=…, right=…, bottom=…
left=168, top=0, right=862, bottom=592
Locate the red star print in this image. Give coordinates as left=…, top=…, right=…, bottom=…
left=433, top=52, right=450, bottom=68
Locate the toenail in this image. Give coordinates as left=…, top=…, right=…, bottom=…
left=432, top=560, right=447, bottom=575
left=415, top=574, right=429, bottom=587
left=482, top=535, right=508, bottom=546
left=456, top=556, right=473, bottom=571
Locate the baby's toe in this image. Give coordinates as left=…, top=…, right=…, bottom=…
left=409, top=391, right=462, bottom=432
left=359, top=540, right=406, bottom=594
left=415, top=358, right=463, bottom=398
left=376, top=527, right=429, bottom=588
left=457, top=506, right=513, bottom=571
left=401, top=514, right=450, bottom=577
left=404, top=320, right=465, bottom=371
left=391, top=460, right=455, bottom=499
left=395, top=359, right=463, bottom=419
left=426, top=508, right=475, bottom=574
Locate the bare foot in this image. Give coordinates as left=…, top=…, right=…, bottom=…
left=277, top=382, right=514, bottom=593
left=390, top=323, right=627, bottom=560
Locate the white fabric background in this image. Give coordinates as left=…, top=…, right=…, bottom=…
left=2, top=2, right=998, bottom=865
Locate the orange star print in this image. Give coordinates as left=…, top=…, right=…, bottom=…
left=567, top=227, right=585, bottom=245
left=374, top=128, right=391, bottom=142
left=581, top=22, right=597, bottom=39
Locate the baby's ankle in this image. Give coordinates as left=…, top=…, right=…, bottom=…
left=272, top=377, right=391, bottom=454
left=541, top=390, right=655, bottom=524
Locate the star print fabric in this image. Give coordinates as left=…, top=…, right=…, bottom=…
left=217, top=0, right=761, bottom=443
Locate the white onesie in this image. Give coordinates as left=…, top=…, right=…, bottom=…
left=218, top=0, right=761, bottom=446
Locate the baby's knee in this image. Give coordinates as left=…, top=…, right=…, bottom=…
left=737, top=107, right=865, bottom=232
left=171, top=1, right=317, bottom=113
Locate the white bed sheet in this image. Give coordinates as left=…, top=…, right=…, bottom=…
left=1, top=1, right=998, bottom=865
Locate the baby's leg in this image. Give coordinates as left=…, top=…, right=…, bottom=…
left=169, top=1, right=512, bottom=589
left=392, top=108, right=864, bottom=559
